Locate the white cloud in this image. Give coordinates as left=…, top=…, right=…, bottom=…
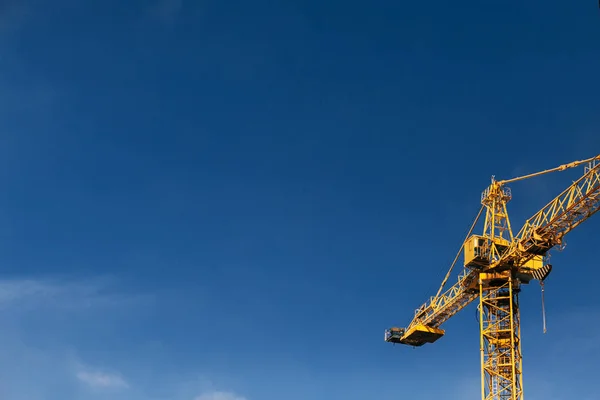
left=0, top=277, right=150, bottom=312
left=147, top=0, right=183, bottom=24
left=195, top=391, right=247, bottom=400
left=76, top=369, right=129, bottom=389
left=0, top=279, right=62, bottom=303
left=0, top=275, right=147, bottom=399
left=0, top=276, right=249, bottom=400
left=0, top=0, right=29, bottom=34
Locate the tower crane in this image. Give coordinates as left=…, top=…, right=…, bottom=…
left=384, top=154, right=600, bottom=400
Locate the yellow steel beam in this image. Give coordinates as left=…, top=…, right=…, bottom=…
left=498, top=154, right=600, bottom=185
left=479, top=273, right=523, bottom=400
left=388, top=156, right=600, bottom=400
left=501, top=158, right=600, bottom=269
left=400, top=158, right=600, bottom=335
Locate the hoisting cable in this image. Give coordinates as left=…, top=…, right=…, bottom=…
left=434, top=204, right=485, bottom=300
left=541, top=280, right=547, bottom=334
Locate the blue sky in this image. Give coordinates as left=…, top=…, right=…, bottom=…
left=1, top=0, right=599, bottom=399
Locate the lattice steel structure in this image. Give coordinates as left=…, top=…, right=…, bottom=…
left=384, top=154, right=600, bottom=400
left=478, top=273, right=523, bottom=400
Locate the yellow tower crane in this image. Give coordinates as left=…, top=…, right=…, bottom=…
left=384, top=154, right=600, bottom=400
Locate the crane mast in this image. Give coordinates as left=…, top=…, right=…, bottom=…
left=384, top=155, right=600, bottom=400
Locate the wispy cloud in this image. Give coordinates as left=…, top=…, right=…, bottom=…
left=0, top=276, right=150, bottom=312
left=0, top=275, right=249, bottom=400
left=0, top=0, right=29, bottom=34
left=0, top=279, right=62, bottom=303
left=76, top=368, right=129, bottom=389
left=0, top=275, right=147, bottom=399
left=147, top=0, right=183, bottom=24
left=195, top=391, right=248, bottom=400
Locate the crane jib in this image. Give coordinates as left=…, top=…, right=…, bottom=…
left=384, top=157, right=600, bottom=348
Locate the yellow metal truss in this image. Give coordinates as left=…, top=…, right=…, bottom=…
left=386, top=155, right=600, bottom=399
left=512, top=160, right=600, bottom=261
left=479, top=273, right=523, bottom=400
left=481, top=181, right=514, bottom=261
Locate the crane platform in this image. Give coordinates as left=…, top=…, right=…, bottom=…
left=385, top=324, right=444, bottom=347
